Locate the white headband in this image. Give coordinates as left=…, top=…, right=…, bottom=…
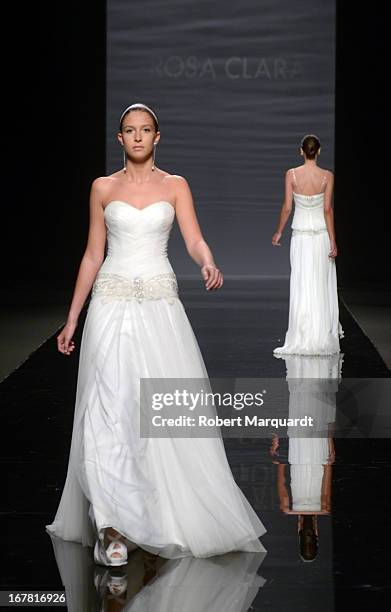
left=119, top=103, right=159, bottom=129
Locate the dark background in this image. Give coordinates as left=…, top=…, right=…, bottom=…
left=7, top=0, right=389, bottom=291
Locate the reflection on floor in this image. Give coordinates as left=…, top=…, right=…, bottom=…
left=47, top=535, right=266, bottom=611
left=1, top=279, right=390, bottom=610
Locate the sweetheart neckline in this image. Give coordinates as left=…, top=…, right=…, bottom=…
left=293, top=191, right=325, bottom=198
left=104, top=200, right=175, bottom=213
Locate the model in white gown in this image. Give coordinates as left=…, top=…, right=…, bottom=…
left=274, top=168, right=344, bottom=356
left=45, top=199, right=267, bottom=559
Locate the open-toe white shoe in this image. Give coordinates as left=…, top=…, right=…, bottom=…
left=93, top=533, right=128, bottom=567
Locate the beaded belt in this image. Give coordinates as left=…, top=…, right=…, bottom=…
left=91, top=272, right=179, bottom=304
left=292, top=228, right=328, bottom=236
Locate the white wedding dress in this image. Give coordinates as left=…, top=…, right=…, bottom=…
left=45, top=199, right=267, bottom=559
left=274, top=170, right=344, bottom=356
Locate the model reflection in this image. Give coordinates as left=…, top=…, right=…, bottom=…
left=47, top=531, right=267, bottom=611
left=270, top=353, right=343, bottom=561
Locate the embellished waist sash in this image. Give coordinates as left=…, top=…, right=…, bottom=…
left=292, top=227, right=328, bottom=236
left=91, top=272, right=179, bottom=304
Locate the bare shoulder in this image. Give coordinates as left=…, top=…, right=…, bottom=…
left=148, top=168, right=189, bottom=189
left=285, top=168, right=296, bottom=182
left=166, top=174, right=192, bottom=196
left=164, top=173, right=190, bottom=185
left=90, top=175, right=118, bottom=198
left=286, top=167, right=299, bottom=178
left=88, top=177, right=117, bottom=212
left=318, top=166, right=334, bottom=178
left=91, top=175, right=115, bottom=191
left=163, top=175, right=194, bottom=211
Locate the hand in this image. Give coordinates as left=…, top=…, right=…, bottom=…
left=201, top=264, right=223, bottom=291
left=272, top=232, right=282, bottom=246
left=329, top=242, right=338, bottom=258
left=57, top=321, right=77, bottom=355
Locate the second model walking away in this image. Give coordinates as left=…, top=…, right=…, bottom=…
left=272, top=134, right=344, bottom=356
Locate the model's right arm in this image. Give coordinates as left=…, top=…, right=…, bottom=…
left=57, top=178, right=107, bottom=355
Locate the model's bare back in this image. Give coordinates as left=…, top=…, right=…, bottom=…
left=291, top=164, right=333, bottom=195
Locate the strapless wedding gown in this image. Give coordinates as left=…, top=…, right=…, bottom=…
left=45, top=199, right=267, bottom=559
left=274, top=191, right=344, bottom=356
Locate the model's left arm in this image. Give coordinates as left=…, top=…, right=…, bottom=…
left=272, top=169, right=294, bottom=246
left=323, top=171, right=337, bottom=258
left=173, top=175, right=223, bottom=291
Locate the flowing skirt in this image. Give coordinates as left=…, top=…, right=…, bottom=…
left=274, top=231, right=344, bottom=356
left=46, top=294, right=266, bottom=558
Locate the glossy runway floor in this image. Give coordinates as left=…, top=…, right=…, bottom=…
left=2, top=279, right=390, bottom=611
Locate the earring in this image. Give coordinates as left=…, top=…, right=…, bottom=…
left=152, top=142, right=157, bottom=171
left=122, top=146, right=126, bottom=173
